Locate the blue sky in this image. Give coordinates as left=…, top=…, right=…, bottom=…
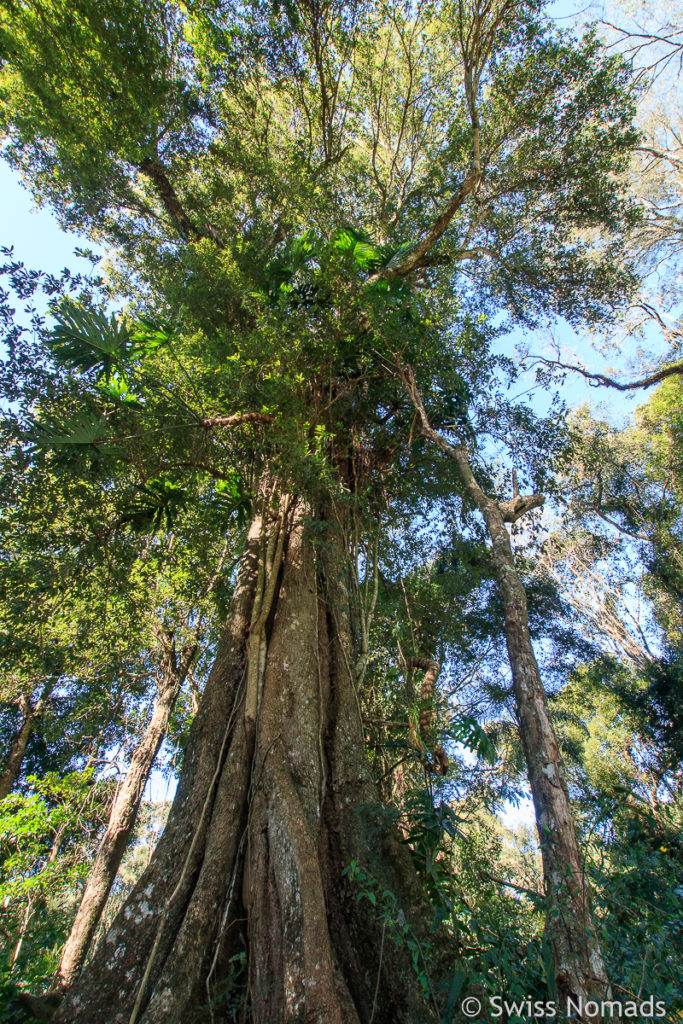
left=0, top=161, right=94, bottom=274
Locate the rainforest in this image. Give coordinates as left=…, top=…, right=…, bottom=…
left=0, top=1, right=681, bottom=1022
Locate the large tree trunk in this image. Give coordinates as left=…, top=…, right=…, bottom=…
left=57, top=635, right=197, bottom=989
left=53, top=492, right=433, bottom=1024
left=0, top=678, right=54, bottom=800
left=405, top=369, right=609, bottom=1015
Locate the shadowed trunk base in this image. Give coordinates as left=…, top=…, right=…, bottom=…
left=52, top=497, right=433, bottom=1024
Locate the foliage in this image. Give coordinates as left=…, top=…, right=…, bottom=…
left=553, top=659, right=683, bottom=1017
left=591, top=798, right=683, bottom=1014
left=343, top=858, right=435, bottom=1001
left=0, top=771, right=109, bottom=988
left=0, top=0, right=678, bottom=1015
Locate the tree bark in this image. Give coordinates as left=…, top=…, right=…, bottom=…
left=0, top=678, right=55, bottom=800
left=403, top=367, right=609, bottom=1015
left=405, top=657, right=449, bottom=775
left=52, top=492, right=434, bottom=1024
left=57, top=636, right=198, bottom=989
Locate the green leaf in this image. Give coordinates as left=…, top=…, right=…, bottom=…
left=120, top=478, right=188, bottom=533
left=211, top=477, right=253, bottom=528
left=95, top=372, right=143, bottom=406
left=383, top=241, right=414, bottom=268
left=49, top=302, right=129, bottom=381
left=129, top=316, right=174, bottom=354
left=332, top=227, right=385, bottom=270
left=542, top=940, right=557, bottom=1002
left=31, top=410, right=109, bottom=448
left=447, top=715, right=497, bottom=764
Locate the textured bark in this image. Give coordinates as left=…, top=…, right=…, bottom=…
left=139, top=156, right=223, bottom=246
left=472, top=484, right=609, bottom=1011
left=58, top=637, right=197, bottom=988
left=139, top=157, right=200, bottom=242
left=52, top=495, right=434, bottom=1024
left=404, top=367, right=609, bottom=1016
left=0, top=678, right=54, bottom=800
left=405, top=657, right=448, bottom=775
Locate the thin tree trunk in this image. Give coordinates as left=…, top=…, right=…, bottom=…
left=10, top=894, right=33, bottom=972
left=58, top=636, right=198, bottom=989
left=404, top=367, right=609, bottom=1014
left=51, top=492, right=433, bottom=1024
left=0, top=678, right=55, bottom=799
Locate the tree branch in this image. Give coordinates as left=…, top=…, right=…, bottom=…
left=533, top=356, right=683, bottom=392
left=480, top=870, right=544, bottom=902
left=368, top=170, right=482, bottom=284
left=399, top=363, right=544, bottom=523
left=498, top=493, right=545, bottom=523
left=404, top=656, right=448, bottom=775
left=198, top=412, right=275, bottom=429
left=139, top=158, right=223, bottom=246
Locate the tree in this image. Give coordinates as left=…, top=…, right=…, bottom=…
left=0, top=770, right=113, bottom=995
left=523, top=0, right=683, bottom=395
left=558, top=389, right=683, bottom=761
left=402, top=368, right=608, bottom=1009
left=526, top=376, right=683, bottom=1009
left=0, top=681, right=54, bottom=802
left=551, top=660, right=683, bottom=1010
left=56, top=629, right=199, bottom=990
left=0, top=0, right=640, bottom=1020
left=0, top=255, right=247, bottom=1000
